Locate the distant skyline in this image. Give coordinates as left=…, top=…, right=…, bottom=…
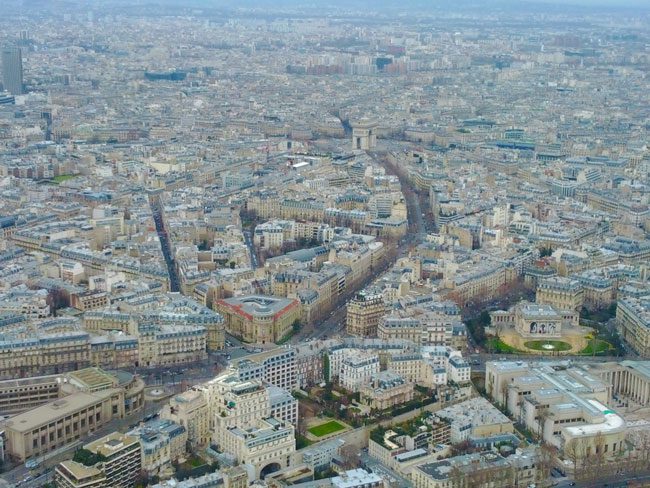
left=6, top=0, right=650, bottom=10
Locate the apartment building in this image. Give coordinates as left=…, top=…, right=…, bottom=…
left=301, top=438, right=345, bottom=471
left=346, top=290, right=386, bottom=337
left=138, top=324, right=207, bottom=367
left=128, top=419, right=187, bottom=476
left=161, top=389, right=210, bottom=449
left=575, top=272, right=615, bottom=311
left=70, top=291, right=109, bottom=312
left=616, top=296, right=650, bottom=357
left=377, top=310, right=466, bottom=350
left=254, top=220, right=293, bottom=250
left=295, top=345, right=325, bottom=388
left=55, top=461, right=107, bottom=488
left=0, top=285, right=50, bottom=318
left=386, top=353, right=438, bottom=387
left=434, top=398, right=513, bottom=444
left=536, top=276, right=584, bottom=312
left=201, top=373, right=271, bottom=448
left=268, top=385, right=298, bottom=426
left=89, top=333, right=139, bottom=370
left=447, top=263, right=510, bottom=307
left=447, top=357, right=471, bottom=384
left=412, top=451, right=537, bottom=488
left=232, top=347, right=298, bottom=391
left=0, top=331, right=91, bottom=380
left=340, top=353, right=380, bottom=391
left=359, top=371, right=414, bottom=411
left=83, top=432, right=142, bottom=488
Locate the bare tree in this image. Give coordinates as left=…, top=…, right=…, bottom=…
left=449, top=465, right=464, bottom=488
left=538, top=442, right=557, bottom=485
left=500, top=381, right=509, bottom=410
left=564, top=440, right=579, bottom=476
left=537, top=406, right=550, bottom=440
left=339, top=444, right=359, bottom=470
left=575, top=438, right=590, bottom=481
left=518, top=398, right=526, bottom=426
left=592, top=432, right=607, bottom=474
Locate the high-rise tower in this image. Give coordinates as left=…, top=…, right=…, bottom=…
left=2, top=46, right=24, bottom=95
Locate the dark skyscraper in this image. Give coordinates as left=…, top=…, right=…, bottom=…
left=2, top=46, right=24, bottom=95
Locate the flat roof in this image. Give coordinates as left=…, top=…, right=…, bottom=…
left=332, top=469, right=382, bottom=488
left=67, top=367, right=116, bottom=391
left=5, top=389, right=120, bottom=433
left=57, top=460, right=103, bottom=480
left=85, top=431, right=139, bottom=457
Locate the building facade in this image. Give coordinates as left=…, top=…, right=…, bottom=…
left=346, top=290, right=386, bottom=337
left=215, top=295, right=301, bottom=344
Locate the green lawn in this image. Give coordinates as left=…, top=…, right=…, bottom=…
left=487, top=338, right=522, bottom=353
left=579, top=339, right=613, bottom=355
left=524, top=340, right=572, bottom=352
left=308, top=420, right=346, bottom=437
left=188, top=455, right=206, bottom=468
left=53, top=174, right=78, bottom=183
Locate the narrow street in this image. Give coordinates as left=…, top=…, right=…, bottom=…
left=149, top=192, right=181, bottom=292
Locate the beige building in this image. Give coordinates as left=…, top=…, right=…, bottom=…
left=0, top=367, right=144, bottom=418
left=128, top=419, right=187, bottom=477
left=5, top=388, right=125, bottom=461
left=83, top=432, right=142, bottom=488
left=330, top=245, right=373, bottom=290
left=412, top=450, right=538, bottom=488
left=70, top=291, right=109, bottom=312
left=223, top=466, right=250, bottom=488
left=486, top=361, right=626, bottom=465
left=435, top=397, right=513, bottom=444
left=346, top=290, right=386, bottom=337
left=340, top=353, right=380, bottom=391
left=0, top=375, right=61, bottom=416
left=377, top=307, right=466, bottom=350
left=66, top=367, right=145, bottom=417
left=221, top=418, right=295, bottom=479
left=215, top=295, right=301, bottom=344
left=55, top=461, right=107, bottom=488
left=446, top=264, right=511, bottom=307
left=4, top=367, right=144, bottom=462
left=378, top=316, right=426, bottom=344
left=490, top=301, right=578, bottom=339
left=0, top=331, right=91, bottom=380
left=360, top=371, right=414, bottom=411
left=231, top=347, right=298, bottom=391
left=616, top=296, right=650, bottom=357
left=89, top=334, right=139, bottom=370
left=161, top=389, right=210, bottom=449
left=587, top=360, right=650, bottom=408
left=138, top=325, right=207, bottom=367
left=536, top=277, right=584, bottom=312
left=200, top=373, right=271, bottom=449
